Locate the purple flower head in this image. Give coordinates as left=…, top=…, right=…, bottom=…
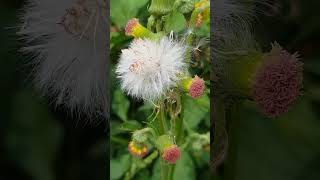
left=252, top=43, right=303, bottom=118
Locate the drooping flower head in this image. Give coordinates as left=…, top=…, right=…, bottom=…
left=19, top=0, right=107, bottom=117
left=252, top=43, right=303, bottom=117
left=128, top=141, right=148, bottom=158
left=116, top=37, right=186, bottom=101
left=162, top=145, right=181, bottom=164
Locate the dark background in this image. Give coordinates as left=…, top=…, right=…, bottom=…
left=0, top=1, right=107, bottom=180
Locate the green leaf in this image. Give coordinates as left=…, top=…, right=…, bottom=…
left=183, top=94, right=210, bottom=129
left=151, top=158, right=161, bottom=180
left=164, top=11, right=186, bottom=33
left=111, top=154, right=131, bottom=180
left=173, top=151, right=195, bottom=180
left=110, top=0, right=149, bottom=28
left=119, top=120, right=142, bottom=131
left=112, top=90, right=130, bottom=121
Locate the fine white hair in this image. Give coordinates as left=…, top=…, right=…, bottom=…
left=211, top=0, right=268, bottom=58
left=116, top=37, right=186, bottom=101
left=18, top=0, right=108, bottom=117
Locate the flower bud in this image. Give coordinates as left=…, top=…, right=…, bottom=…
left=216, top=42, right=303, bottom=118
left=132, top=128, right=154, bottom=143
left=162, top=145, right=181, bottom=164
left=252, top=43, right=303, bottom=117
left=174, top=0, right=196, bottom=14
left=125, top=18, right=156, bottom=39
left=181, top=75, right=205, bottom=99
left=128, top=141, right=148, bottom=158
left=155, top=135, right=181, bottom=164
left=190, top=132, right=210, bottom=151
left=148, top=0, right=174, bottom=16
left=190, top=0, right=210, bottom=28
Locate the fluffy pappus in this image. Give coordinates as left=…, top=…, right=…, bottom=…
left=18, top=0, right=108, bottom=118
left=116, top=37, right=187, bottom=101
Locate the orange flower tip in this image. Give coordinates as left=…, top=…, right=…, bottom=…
left=128, top=141, right=148, bottom=158
left=162, top=145, right=181, bottom=164
left=195, top=14, right=203, bottom=28
left=125, top=18, right=139, bottom=36
left=189, top=75, right=205, bottom=99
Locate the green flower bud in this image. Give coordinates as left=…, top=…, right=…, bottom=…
left=132, top=128, right=155, bottom=143
left=174, top=0, right=196, bottom=14
left=148, top=0, right=174, bottom=16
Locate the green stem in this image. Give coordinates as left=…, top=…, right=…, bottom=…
left=156, top=103, right=165, bottom=135
left=156, top=102, right=169, bottom=180
left=168, top=164, right=175, bottom=180
left=124, top=151, right=159, bottom=179
left=175, top=95, right=184, bottom=145
left=160, top=160, right=169, bottom=180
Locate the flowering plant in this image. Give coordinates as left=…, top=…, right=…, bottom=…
left=110, top=0, right=210, bottom=179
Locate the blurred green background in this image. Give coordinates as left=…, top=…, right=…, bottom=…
left=215, top=0, right=320, bottom=180
left=0, top=1, right=107, bottom=180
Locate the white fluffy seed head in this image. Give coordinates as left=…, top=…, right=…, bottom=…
left=116, top=37, right=186, bottom=101
left=18, top=0, right=108, bottom=117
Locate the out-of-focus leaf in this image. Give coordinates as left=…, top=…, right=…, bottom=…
left=110, top=0, right=149, bottom=28
left=164, top=11, right=186, bottom=33
left=173, top=151, right=195, bottom=180
left=135, top=169, right=151, bottom=180
left=119, top=120, right=142, bottom=131
left=112, top=90, right=130, bottom=121
left=111, top=154, right=131, bottom=180
left=194, top=22, right=210, bottom=37
left=183, top=94, right=210, bottom=129
left=151, top=158, right=161, bottom=180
